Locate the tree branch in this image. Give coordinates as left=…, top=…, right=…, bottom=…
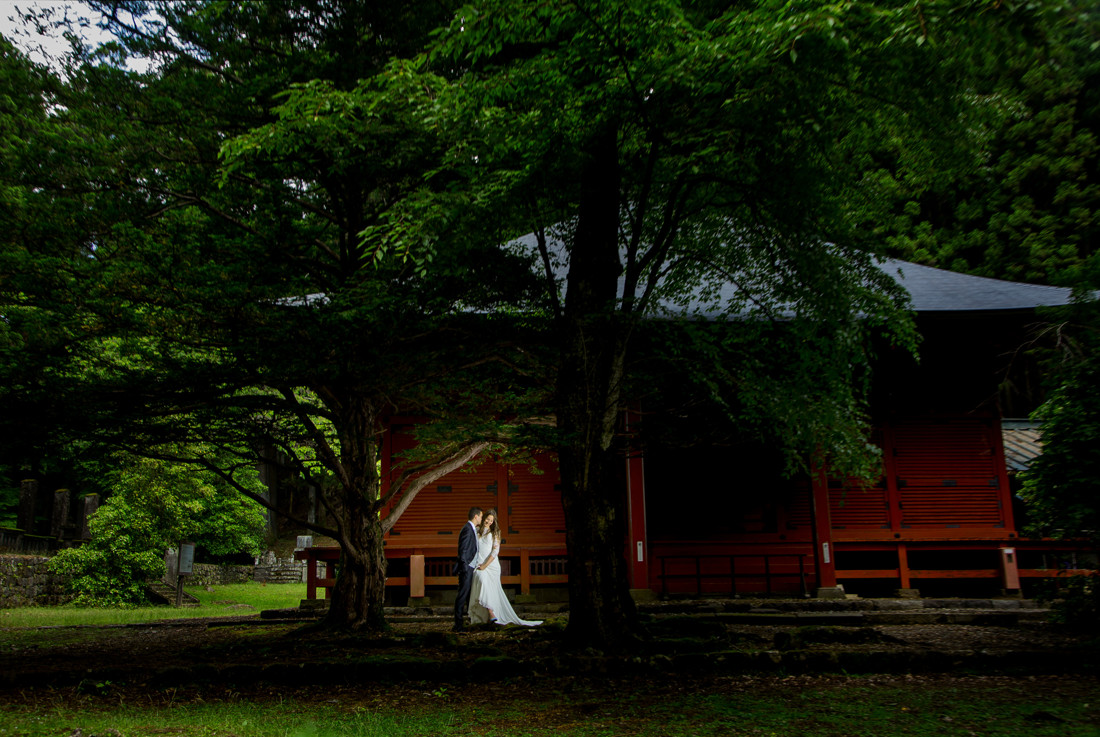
left=381, top=440, right=490, bottom=533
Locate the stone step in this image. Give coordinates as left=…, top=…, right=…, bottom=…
left=276, top=596, right=1051, bottom=627
left=144, top=581, right=200, bottom=607
left=639, top=597, right=1044, bottom=613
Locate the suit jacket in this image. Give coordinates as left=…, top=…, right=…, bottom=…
left=453, top=521, right=478, bottom=575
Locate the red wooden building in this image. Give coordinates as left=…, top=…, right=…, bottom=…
left=300, top=260, right=1094, bottom=602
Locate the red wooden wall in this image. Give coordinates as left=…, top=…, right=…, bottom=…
left=648, top=416, right=1023, bottom=595
left=384, top=424, right=565, bottom=550
left=376, top=415, right=1074, bottom=599
left=830, top=417, right=1012, bottom=539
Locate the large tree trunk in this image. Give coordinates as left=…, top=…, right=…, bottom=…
left=556, top=128, right=641, bottom=650
left=557, top=411, right=640, bottom=650
left=318, top=394, right=389, bottom=631
left=322, top=492, right=388, bottom=630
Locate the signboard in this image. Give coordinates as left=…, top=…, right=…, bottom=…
left=178, top=542, right=195, bottom=576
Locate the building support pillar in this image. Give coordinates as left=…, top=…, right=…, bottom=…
left=895, top=543, right=920, bottom=597
left=999, top=546, right=1021, bottom=596
left=810, top=468, right=842, bottom=598
left=407, top=553, right=431, bottom=607
left=624, top=407, right=651, bottom=596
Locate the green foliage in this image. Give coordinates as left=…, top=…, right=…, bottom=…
left=1020, top=286, right=1100, bottom=541
left=1021, top=354, right=1100, bottom=540
left=1033, top=573, right=1100, bottom=628
left=5, top=0, right=1083, bottom=636
left=634, top=319, right=887, bottom=479
left=49, top=529, right=163, bottom=606
left=399, top=0, right=1020, bottom=478
left=372, top=0, right=1037, bottom=646
left=0, top=476, right=17, bottom=527
left=49, top=451, right=265, bottom=606
left=864, top=2, right=1100, bottom=287
left=4, top=0, right=546, bottom=628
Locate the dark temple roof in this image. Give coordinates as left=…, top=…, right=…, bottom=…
left=1001, top=419, right=1044, bottom=473
left=878, top=260, right=1075, bottom=313
left=513, top=233, right=1077, bottom=316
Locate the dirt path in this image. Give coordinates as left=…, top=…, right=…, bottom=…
left=1, top=613, right=1093, bottom=694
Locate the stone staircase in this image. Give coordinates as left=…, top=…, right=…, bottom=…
left=144, top=580, right=200, bottom=607
left=633, top=596, right=1050, bottom=626
left=265, top=595, right=1048, bottom=628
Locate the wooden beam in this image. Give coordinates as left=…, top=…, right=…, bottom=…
left=999, top=547, right=1020, bottom=590
left=409, top=554, right=425, bottom=598
left=624, top=406, right=650, bottom=590
left=520, top=549, right=531, bottom=594
left=897, top=543, right=911, bottom=589
left=810, top=467, right=837, bottom=588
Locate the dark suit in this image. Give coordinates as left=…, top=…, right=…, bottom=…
left=453, top=521, right=478, bottom=629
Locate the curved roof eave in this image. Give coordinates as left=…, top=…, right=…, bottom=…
left=879, top=259, right=1075, bottom=312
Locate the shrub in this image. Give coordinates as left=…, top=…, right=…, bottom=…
left=49, top=451, right=266, bottom=606
left=1033, top=572, right=1100, bottom=628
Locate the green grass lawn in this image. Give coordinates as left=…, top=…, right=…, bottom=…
left=0, top=581, right=305, bottom=628
left=0, top=676, right=1096, bottom=736
left=2, top=585, right=1097, bottom=736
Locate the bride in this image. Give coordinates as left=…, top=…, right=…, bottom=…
left=468, top=508, right=542, bottom=627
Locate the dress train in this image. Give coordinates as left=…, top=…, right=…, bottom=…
left=468, top=531, right=542, bottom=627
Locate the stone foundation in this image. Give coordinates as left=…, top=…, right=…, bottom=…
left=253, top=558, right=306, bottom=584
left=184, top=559, right=305, bottom=587
left=1, top=553, right=306, bottom=609
left=188, top=563, right=254, bottom=587
left=0, top=555, right=71, bottom=607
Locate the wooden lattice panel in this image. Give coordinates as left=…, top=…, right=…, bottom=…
left=829, top=478, right=890, bottom=529
left=782, top=476, right=814, bottom=530
left=891, top=419, right=1005, bottom=529
left=504, top=454, right=566, bottom=544
left=391, top=461, right=501, bottom=537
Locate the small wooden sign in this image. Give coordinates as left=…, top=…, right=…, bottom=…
left=178, top=542, right=195, bottom=576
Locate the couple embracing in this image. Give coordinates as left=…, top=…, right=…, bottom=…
left=453, top=506, right=543, bottom=632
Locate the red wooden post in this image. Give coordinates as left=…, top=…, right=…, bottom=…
left=881, top=425, right=904, bottom=532
left=810, top=467, right=839, bottom=591
left=520, top=549, right=531, bottom=594
left=999, top=547, right=1021, bottom=591
left=624, top=406, right=650, bottom=591
left=897, top=543, right=912, bottom=590
left=991, top=419, right=1018, bottom=534
left=410, top=554, right=425, bottom=598
left=306, top=551, right=318, bottom=600
left=496, top=463, right=510, bottom=537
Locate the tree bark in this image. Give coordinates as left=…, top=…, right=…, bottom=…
left=317, top=393, right=389, bottom=631
left=555, top=127, right=641, bottom=650
left=322, top=493, right=388, bottom=630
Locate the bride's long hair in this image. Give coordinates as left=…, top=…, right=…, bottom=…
left=478, top=508, right=501, bottom=540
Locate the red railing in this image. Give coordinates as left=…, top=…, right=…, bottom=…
left=657, top=553, right=809, bottom=597
left=295, top=545, right=568, bottom=600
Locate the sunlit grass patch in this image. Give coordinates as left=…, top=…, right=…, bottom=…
left=0, top=676, right=1096, bottom=737
left=187, top=581, right=307, bottom=612
left=0, top=581, right=306, bottom=629
left=0, top=700, right=469, bottom=737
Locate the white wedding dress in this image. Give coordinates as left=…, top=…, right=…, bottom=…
left=468, top=531, right=542, bottom=626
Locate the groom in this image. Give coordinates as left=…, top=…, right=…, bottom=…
left=452, top=506, right=483, bottom=632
